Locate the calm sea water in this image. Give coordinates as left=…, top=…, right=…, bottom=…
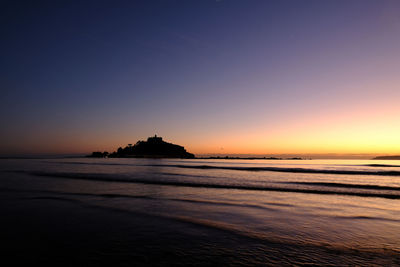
left=1, top=158, right=399, bottom=266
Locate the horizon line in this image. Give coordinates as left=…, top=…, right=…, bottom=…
left=1, top=152, right=399, bottom=160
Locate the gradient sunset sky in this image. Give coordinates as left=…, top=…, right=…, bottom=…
left=1, top=0, right=400, bottom=156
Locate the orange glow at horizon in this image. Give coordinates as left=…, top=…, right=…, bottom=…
left=3, top=89, right=399, bottom=157
left=185, top=90, right=400, bottom=155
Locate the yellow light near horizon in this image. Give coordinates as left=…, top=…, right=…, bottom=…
left=188, top=102, right=400, bottom=155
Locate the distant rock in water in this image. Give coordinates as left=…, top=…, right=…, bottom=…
left=89, top=135, right=195, bottom=159
left=372, top=155, right=400, bottom=160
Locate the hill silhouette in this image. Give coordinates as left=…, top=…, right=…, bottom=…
left=89, top=135, right=195, bottom=159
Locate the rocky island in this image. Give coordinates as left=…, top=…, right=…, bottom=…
left=89, top=135, right=195, bottom=159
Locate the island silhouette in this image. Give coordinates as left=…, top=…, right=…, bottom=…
left=88, top=135, right=307, bottom=160
left=89, top=135, right=195, bottom=158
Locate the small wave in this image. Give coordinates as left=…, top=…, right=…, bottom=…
left=1, top=186, right=282, bottom=211
left=285, top=182, right=400, bottom=191
left=40, top=161, right=400, bottom=175
left=15, top=188, right=400, bottom=226
left=68, top=192, right=279, bottom=211
left=334, top=215, right=400, bottom=223
left=362, top=164, right=400, bottom=168
left=27, top=196, right=83, bottom=203
left=158, top=172, right=219, bottom=179
left=16, top=171, right=400, bottom=199
left=146, top=164, right=400, bottom=176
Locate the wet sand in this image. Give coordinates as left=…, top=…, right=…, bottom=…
left=2, top=192, right=399, bottom=266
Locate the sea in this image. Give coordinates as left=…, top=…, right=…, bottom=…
left=1, top=158, right=399, bottom=266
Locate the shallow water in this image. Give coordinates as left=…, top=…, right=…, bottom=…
left=1, top=158, right=399, bottom=266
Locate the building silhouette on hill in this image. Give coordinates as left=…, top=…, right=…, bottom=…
left=89, top=135, right=195, bottom=159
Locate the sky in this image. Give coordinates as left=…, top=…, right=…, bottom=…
left=1, top=0, right=400, bottom=156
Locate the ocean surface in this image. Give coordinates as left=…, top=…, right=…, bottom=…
left=1, top=158, right=399, bottom=266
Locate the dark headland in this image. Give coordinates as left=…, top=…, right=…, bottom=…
left=89, top=135, right=195, bottom=159
left=373, top=155, right=400, bottom=160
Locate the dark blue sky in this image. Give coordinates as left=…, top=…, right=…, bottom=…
left=1, top=0, right=400, bottom=155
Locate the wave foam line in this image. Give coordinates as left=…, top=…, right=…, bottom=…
left=284, top=182, right=400, bottom=191
left=17, top=171, right=400, bottom=199
left=148, top=164, right=400, bottom=176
